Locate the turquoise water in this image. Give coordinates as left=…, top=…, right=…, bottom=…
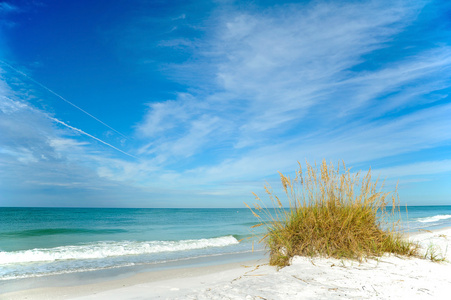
left=0, top=206, right=450, bottom=281
left=399, top=205, right=451, bottom=231
left=0, top=208, right=262, bottom=281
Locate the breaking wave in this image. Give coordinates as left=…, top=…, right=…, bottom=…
left=0, top=235, right=239, bottom=265
left=417, top=214, right=451, bottom=223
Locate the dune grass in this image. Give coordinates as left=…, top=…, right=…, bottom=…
left=246, top=160, right=419, bottom=268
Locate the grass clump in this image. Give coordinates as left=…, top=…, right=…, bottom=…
left=246, top=160, right=418, bottom=268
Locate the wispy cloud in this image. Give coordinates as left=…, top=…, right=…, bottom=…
left=121, top=0, right=450, bottom=204
left=374, top=160, right=451, bottom=178
left=0, top=68, right=140, bottom=206
left=133, top=0, right=449, bottom=163
left=49, top=116, right=137, bottom=159
left=0, top=60, right=129, bottom=139
left=1, top=0, right=450, bottom=206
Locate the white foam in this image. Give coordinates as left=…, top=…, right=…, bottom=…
left=417, top=214, right=451, bottom=223
left=0, top=236, right=239, bottom=265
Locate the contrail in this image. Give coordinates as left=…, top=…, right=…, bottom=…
left=49, top=116, right=137, bottom=159
left=2, top=93, right=136, bottom=158
left=0, top=60, right=128, bottom=140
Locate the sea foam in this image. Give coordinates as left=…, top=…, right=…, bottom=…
left=0, top=235, right=239, bottom=265
left=417, top=214, right=451, bottom=223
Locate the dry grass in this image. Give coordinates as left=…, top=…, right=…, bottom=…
left=246, top=160, right=419, bottom=268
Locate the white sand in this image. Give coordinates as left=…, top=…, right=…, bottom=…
left=2, top=228, right=451, bottom=300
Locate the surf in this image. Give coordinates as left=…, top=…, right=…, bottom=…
left=0, top=235, right=239, bottom=265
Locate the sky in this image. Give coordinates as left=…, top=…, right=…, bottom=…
left=0, top=0, right=450, bottom=208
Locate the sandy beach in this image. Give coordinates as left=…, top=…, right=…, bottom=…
left=2, top=0, right=450, bottom=298
left=2, top=227, right=450, bottom=300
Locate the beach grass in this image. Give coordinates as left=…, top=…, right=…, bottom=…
left=424, top=243, right=447, bottom=262
left=246, top=160, right=419, bottom=268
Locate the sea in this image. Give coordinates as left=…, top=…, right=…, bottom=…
left=0, top=206, right=450, bottom=284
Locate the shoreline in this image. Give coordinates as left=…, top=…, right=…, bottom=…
left=2, top=228, right=451, bottom=299
left=0, top=250, right=267, bottom=299
left=1, top=258, right=269, bottom=300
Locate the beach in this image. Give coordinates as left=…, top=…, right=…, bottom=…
left=2, top=0, right=451, bottom=297
left=2, top=227, right=450, bottom=300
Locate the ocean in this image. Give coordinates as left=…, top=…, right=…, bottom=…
left=0, top=208, right=263, bottom=283
left=1, top=206, right=450, bottom=283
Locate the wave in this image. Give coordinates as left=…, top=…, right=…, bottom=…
left=0, top=236, right=239, bottom=265
left=0, top=228, right=127, bottom=238
left=417, top=214, right=451, bottom=223
left=0, top=249, right=260, bottom=281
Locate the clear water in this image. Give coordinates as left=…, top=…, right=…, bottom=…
left=0, top=206, right=450, bottom=281
left=398, top=205, right=451, bottom=232
left=0, top=208, right=262, bottom=281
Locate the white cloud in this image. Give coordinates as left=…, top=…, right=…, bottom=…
left=336, top=47, right=451, bottom=117
left=160, top=101, right=451, bottom=191
left=210, top=1, right=421, bottom=122
left=0, top=95, right=28, bottom=113
left=156, top=114, right=221, bottom=158
left=12, top=0, right=440, bottom=206
left=137, top=94, right=194, bottom=138
left=133, top=0, right=449, bottom=167
left=1, top=0, right=450, bottom=206
left=0, top=72, right=142, bottom=206
left=374, top=160, right=451, bottom=178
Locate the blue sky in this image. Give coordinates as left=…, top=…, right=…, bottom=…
left=0, top=0, right=450, bottom=207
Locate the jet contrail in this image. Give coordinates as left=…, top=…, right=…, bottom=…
left=49, top=116, right=137, bottom=159
left=0, top=60, right=128, bottom=140
left=2, top=93, right=136, bottom=158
